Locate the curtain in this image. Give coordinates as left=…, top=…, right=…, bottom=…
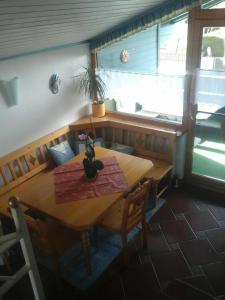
left=99, top=69, right=184, bottom=116
left=90, top=0, right=200, bottom=51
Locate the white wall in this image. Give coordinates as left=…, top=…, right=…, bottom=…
left=0, top=44, right=91, bottom=157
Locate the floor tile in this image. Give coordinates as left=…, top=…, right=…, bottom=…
left=165, top=279, right=216, bottom=300
left=180, top=239, right=218, bottom=266
left=203, top=262, right=225, bottom=296
left=89, top=276, right=125, bottom=300
left=182, top=275, right=216, bottom=296
left=150, top=203, right=176, bottom=224
left=139, top=291, right=175, bottom=299
left=194, top=200, right=210, bottom=211
left=209, top=204, right=225, bottom=221
left=151, top=250, right=191, bottom=283
left=167, top=190, right=198, bottom=214
left=176, top=214, right=185, bottom=220
left=191, top=265, right=204, bottom=276
left=196, top=231, right=207, bottom=240
left=185, top=210, right=219, bottom=232
left=161, top=219, right=196, bottom=244
left=146, top=225, right=170, bottom=253
left=206, top=228, right=225, bottom=253
left=169, top=243, right=180, bottom=250
left=218, top=220, right=225, bottom=228
left=121, top=263, right=159, bottom=299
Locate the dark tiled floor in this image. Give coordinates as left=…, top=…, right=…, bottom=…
left=206, top=228, right=225, bottom=252
left=180, top=239, right=218, bottom=266
left=203, top=262, right=225, bottom=295
left=184, top=210, right=219, bottom=232
left=160, top=219, right=195, bottom=244
left=4, top=186, right=225, bottom=299
left=151, top=250, right=192, bottom=282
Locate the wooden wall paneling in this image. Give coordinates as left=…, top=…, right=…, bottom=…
left=24, top=151, right=38, bottom=171
left=167, top=134, right=176, bottom=162
left=123, top=130, right=129, bottom=145
left=146, top=134, right=152, bottom=151
left=135, top=132, right=145, bottom=152
left=39, top=145, right=47, bottom=162
left=15, top=158, right=26, bottom=175
left=55, top=137, right=61, bottom=144
left=120, top=129, right=124, bottom=144
left=74, top=131, right=79, bottom=141
left=0, top=125, right=71, bottom=196
left=0, top=167, right=9, bottom=185
left=102, top=127, right=106, bottom=141
left=64, top=133, right=70, bottom=142
left=8, top=162, right=17, bottom=180
left=0, top=125, right=70, bottom=166
left=36, top=148, right=45, bottom=164
left=158, top=136, right=164, bottom=154
left=111, top=127, right=115, bottom=143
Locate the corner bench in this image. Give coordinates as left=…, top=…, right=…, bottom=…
left=70, top=114, right=179, bottom=206
left=0, top=114, right=179, bottom=214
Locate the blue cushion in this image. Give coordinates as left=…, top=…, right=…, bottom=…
left=75, top=138, right=105, bottom=154
left=110, top=143, right=135, bottom=155
left=48, top=140, right=74, bottom=165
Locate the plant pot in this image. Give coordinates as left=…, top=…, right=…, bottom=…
left=92, top=102, right=105, bottom=118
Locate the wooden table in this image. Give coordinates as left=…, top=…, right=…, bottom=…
left=0, top=147, right=153, bottom=273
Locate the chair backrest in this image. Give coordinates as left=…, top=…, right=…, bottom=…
left=122, top=178, right=152, bottom=232
left=24, top=213, right=80, bottom=257
left=25, top=215, right=53, bottom=256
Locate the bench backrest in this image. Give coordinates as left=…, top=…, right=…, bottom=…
left=71, top=117, right=176, bottom=163
left=0, top=116, right=177, bottom=196
left=0, top=126, right=71, bottom=196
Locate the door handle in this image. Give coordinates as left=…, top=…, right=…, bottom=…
left=190, top=104, right=198, bottom=121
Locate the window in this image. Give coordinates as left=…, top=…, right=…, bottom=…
left=97, top=17, right=188, bottom=123
left=195, top=27, right=225, bottom=122
left=202, top=0, right=225, bottom=9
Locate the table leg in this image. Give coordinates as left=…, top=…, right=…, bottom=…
left=81, top=230, right=91, bottom=275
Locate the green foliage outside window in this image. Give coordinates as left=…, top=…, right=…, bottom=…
left=202, top=36, right=224, bottom=57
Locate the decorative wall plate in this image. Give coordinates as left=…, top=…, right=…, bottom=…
left=49, top=73, right=61, bottom=94
left=120, top=49, right=129, bottom=63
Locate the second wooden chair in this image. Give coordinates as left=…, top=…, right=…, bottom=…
left=96, top=178, right=152, bottom=257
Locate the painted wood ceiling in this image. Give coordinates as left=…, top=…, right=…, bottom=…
left=0, top=0, right=166, bottom=60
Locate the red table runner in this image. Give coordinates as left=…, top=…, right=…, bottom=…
left=54, top=156, right=129, bottom=204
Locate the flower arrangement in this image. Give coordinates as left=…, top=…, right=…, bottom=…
left=78, top=132, right=104, bottom=179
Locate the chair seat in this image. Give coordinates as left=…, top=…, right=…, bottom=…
left=110, top=143, right=135, bottom=155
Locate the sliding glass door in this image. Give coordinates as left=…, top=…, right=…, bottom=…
left=187, top=12, right=225, bottom=193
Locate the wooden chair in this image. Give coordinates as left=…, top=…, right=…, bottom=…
left=0, top=218, right=12, bottom=273
left=96, top=178, right=152, bottom=259
left=23, top=211, right=81, bottom=285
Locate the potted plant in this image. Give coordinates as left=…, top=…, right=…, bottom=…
left=77, top=63, right=106, bottom=117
